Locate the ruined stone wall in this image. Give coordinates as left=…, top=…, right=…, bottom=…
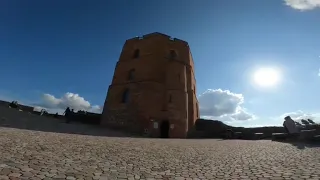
left=0, top=100, right=34, bottom=112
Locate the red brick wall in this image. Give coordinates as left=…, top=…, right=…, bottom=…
left=101, top=32, right=199, bottom=138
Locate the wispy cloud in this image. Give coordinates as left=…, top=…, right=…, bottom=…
left=35, top=92, right=102, bottom=114
left=284, top=0, right=320, bottom=11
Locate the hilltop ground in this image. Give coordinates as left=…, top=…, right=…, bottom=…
left=1, top=127, right=320, bottom=180
left=1, top=106, right=320, bottom=179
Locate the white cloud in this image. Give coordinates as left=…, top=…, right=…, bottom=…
left=281, top=110, right=320, bottom=122
left=90, top=105, right=103, bottom=113
left=42, top=94, right=62, bottom=108
left=38, top=92, right=102, bottom=114
left=284, top=0, right=320, bottom=10
left=258, top=110, right=320, bottom=127
left=33, top=106, right=46, bottom=112
left=198, top=89, right=255, bottom=122
left=226, top=110, right=320, bottom=128
left=231, top=108, right=255, bottom=120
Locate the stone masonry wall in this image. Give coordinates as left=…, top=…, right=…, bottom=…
left=101, top=32, right=199, bottom=138
left=101, top=108, right=144, bottom=135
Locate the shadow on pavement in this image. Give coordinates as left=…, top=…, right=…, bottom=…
left=288, top=142, right=320, bottom=149
left=199, top=136, right=320, bottom=149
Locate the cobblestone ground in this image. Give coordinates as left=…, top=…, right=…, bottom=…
left=1, top=127, right=320, bottom=180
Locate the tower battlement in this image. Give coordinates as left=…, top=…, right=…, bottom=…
left=126, top=32, right=189, bottom=47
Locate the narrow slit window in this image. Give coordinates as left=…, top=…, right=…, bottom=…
left=169, top=94, right=172, bottom=103
left=128, top=69, right=135, bottom=80
left=133, top=49, right=140, bottom=59
left=121, top=89, right=129, bottom=103
left=169, top=50, right=177, bottom=59
left=196, top=103, right=199, bottom=117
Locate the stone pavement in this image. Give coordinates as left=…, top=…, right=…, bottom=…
left=0, top=127, right=320, bottom=180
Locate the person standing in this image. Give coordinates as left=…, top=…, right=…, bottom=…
left=64, top=107, right=71, bottom=123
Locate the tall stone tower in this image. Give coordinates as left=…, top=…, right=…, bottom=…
left=101, top=32, right=199, bottom=138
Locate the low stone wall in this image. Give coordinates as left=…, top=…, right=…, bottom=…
left=188, top=119, right=320, bottom=139
left=0, top=106, right=131, bottom=137
left=0, top=100, right=34, bottom=112
left=0, top=100, right=10, bottom=107
left=69, top=113, right=101, bottom=125
left=188, top=119, right=232, bottom=138
left=187, top=119, right=286, bottom=139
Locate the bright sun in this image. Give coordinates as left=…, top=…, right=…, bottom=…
left=253, top=68, right=280, bottom=87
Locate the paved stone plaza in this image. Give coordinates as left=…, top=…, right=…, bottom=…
left=0, top=127, right=320, bottom=180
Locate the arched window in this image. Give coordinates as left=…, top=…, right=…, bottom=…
left=127, top=69, right=135, bottom=80
left=121, top=89, right=129, bottom=103
left=169, top=50, right=177, bottom=59
left=133, top=49, right=140, bottom=59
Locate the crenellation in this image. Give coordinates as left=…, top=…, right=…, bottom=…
left=173, top=38, right=189, bottom=46
left=143, top=32, right=171, bottom=39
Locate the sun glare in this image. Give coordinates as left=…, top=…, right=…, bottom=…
left=253, top=68, right=280, bottom=87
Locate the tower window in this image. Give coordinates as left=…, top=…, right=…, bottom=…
left=121, top=89, right=129, bottom=103
left=169, top=50, right=177, bottom=59
left=128, top=69, right=135, bottom=80
left=133, top=49, right=140, bottom=59
left=196, top=103, right=199, bottom=117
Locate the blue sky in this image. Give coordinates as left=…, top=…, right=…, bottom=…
left=1, top=0, right=320, bottom=127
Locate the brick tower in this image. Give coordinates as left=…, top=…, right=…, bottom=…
left=101, top=32, right=199, bottom=138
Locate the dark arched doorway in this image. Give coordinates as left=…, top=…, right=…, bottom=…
left=160, top=120, right=170, bottom=138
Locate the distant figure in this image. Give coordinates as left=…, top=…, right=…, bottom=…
left=301, top=119, right=310, bottom=126
left=283, top=116, right=300, bottom=134
left=64, top=107, right=71, bottom=123
left=9, top=101, right=19, bottom=109
left=295, top=121, right=302, bottom=126
left=40, top=109, right=45, bottom=116
left=78, top=110, right=86, bottom=115
left=307, top=119, right=316, bottom=124
left=64, top=107, right=70, bottom=116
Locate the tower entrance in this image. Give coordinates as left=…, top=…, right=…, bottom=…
left=160, top=120, right=170, bottom=138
